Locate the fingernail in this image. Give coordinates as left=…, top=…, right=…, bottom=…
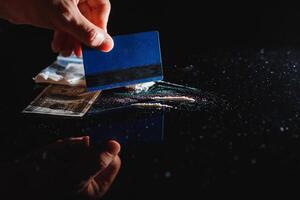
left=97, top=34, right=114, bottom=52
left=106, top=140, right=121, bottom=155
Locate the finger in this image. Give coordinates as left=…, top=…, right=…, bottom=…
left=97, top=140, right=120, bottom=172
left=58, top=6, right=113, bottom=51
left=51, top=30, right=64, bottom=53
left=74, top=40, right=82, bottom=57
left=60, top=49, right=73, bottom=57
left=79, top=0, right=111, bottom=31
left=62, top=36, right=76, bottom=57
left=84, top=156, right=121, bottom=199
left=65, top=136, right=90, bottom=147
left=49, top=136, right=89, bottom=151
left=75, top=140, right=121, bottom=181
left=93, top=155, right=121, bottom=197
left=52, top=31, right=72, bottom=53
left=52, top=30, right=75, bottom=56
left=97, top=33, right=113, bottom=52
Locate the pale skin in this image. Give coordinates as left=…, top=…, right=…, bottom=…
left=0, top=0, right=114, bottom=57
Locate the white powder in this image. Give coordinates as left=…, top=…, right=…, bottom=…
left=150, top=96, right=196, bottom=102
left=131, top=103, right=173, bottom=109
left=126, top=82, right=156, bottom=93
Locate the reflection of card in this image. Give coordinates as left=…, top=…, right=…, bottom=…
left=22, top=85, right=100, bottom=117
left=87, top=111, right=164, bottom=145
left=83, top=31, right=163, bottom=91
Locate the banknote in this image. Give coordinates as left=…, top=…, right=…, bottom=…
left=22, top=84, right=100, bottom=117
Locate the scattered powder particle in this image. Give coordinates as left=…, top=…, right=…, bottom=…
left=164, top=171, right=172, bottom=178
left=259, top=144, right=266, bottom=149
left=131, top=103, right=173, bottom=109
left=35, top=165, right=40, bottom=172
left=42, top=151, right=47, bottom=160
left=233, top=155, right=239, bottom=161
left=292, top=134, right=299, bottom=139
left=280, top=127, right=285, bottom=132
left=14, top=159, right=20, bottom=164
left=150, top=96, right=196, bottom=102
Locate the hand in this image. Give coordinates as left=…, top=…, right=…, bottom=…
left=5, top=136, right=121, bottom=199
left=0, top=0, right=114, bottom=56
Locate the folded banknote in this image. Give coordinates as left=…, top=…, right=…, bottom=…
left=22, top=84, right=100, bottom=117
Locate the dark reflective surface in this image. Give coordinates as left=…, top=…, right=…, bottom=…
left=1, top=136, right=121, bottom=199
left=3, top=1, right=300, bottom=198
left=2, top=47, right=300, bottom=199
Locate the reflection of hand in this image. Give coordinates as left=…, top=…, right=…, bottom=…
left=8, top=136, right=121, bottom=199
left=0, top=0, right=113, bottom=56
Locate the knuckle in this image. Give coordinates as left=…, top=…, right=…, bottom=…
left=98, top=152, right=114, bottom=169
left=61, top=7, right=75, bottom=23
left=86, top=28, right=104, bottom=46
left=110, top=156, right=121, bottom=170
left=87, top=28, right=98, bottom=42
left=52, top=1, right=76, bottom=26
left=98, top=159, right=109, bottom=170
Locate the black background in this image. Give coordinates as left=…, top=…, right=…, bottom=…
left=110, top=1, right=300, bottom=63
left=2, top=1, right=300, bottom=199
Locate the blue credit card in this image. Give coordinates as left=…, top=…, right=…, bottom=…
left=82, top=31, right=163, bottom=91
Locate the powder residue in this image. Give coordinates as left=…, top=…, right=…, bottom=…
left=131, top=103, right=173, bottom=109
left=150, top=96, right=196, bottom=102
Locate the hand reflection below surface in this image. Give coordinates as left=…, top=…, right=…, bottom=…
left=5, top=136, right=121, bottom=200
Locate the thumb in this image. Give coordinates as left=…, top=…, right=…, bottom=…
left=60, top=8, right=114, bottom=52
left=82, top=140, right=121, bottom=179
